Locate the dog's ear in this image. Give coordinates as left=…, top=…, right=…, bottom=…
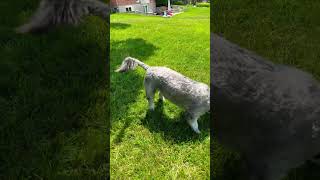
left=115, top=65, right=122, bottom=72
left=15, top=0, right=51, bottom=33
left=87, top=0, right=110, bottom=20
left=115, top=67, right=124, bottom=73
left=16, top=0, right=109, bottom=34
left=115, top=61, right=129, bottom=73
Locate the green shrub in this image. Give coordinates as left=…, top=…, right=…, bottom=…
left=172, top=1, right=185, bottom=5
left=196, top=2, right=210, bottom=7
left=156, top=0, right=168, bottom=6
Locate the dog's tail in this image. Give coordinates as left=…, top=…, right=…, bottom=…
left=115, top=57, right=150, bottom=73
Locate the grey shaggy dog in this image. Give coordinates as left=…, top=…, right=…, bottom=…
left=116, top=57, right=210, bottom=134
left=211, top=33, right=320, bottom=180
left=16, top=0, right=109, bottom=33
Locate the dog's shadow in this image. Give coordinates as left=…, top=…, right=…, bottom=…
left=141, top=100, right=210, bottom=143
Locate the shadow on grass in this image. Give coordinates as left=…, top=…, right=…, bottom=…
left=110, top=23, right=131, bottom=30
left=0, top=3, right=109, bottom=177
left=286, top=161, right=320, bottom=180
left=212, top=149, right=249, bottom=180
left=214, top=156, right=320, bottom=180
left=141, top=100, right=210, bottom=143
left=110, top=38, right=158, bottom=144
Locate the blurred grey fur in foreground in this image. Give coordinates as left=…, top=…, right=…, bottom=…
left=116, top=57, right=210, bottom=134
left=16, top=0, right=109, bottom=33
left=211, top=33, right=320, bottom=180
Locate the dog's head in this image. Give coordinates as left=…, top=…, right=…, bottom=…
left=115, top=57, right=138, bottom=73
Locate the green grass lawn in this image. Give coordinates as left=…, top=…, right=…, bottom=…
left=212, top=0, right=320, bottom=179
left=0, top=0, right=108, bottom=178
left=110, top=7, right=210, bottom=179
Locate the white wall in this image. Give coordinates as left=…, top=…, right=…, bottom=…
left=117, top=3, right=155, bottom=13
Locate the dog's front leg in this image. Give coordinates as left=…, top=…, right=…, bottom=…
left=86, top=0, right=109, bottom=19
left=186, top=112, right=201, bottom=134
left=159, top=92, right=165, bottom=102
left=147, top=97, right=155, bottom=111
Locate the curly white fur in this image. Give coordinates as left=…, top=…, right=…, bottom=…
left=116, top=57, right=210, bottom=133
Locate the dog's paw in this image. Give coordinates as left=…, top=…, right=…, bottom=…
left=149, top=106, right=155, bottom=111
left=194, top=129, right=201, bottom=134
left=15, top=24, right=34, bottom=34
left=159, top=97, right=165, bottom=102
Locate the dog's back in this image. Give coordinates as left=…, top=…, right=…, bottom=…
left=211, top=33, right=320, bottom=180
left=145, top=67, right=210, bottom=111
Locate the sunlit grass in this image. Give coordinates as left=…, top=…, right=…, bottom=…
left=110, top=7, right=210, bottom=179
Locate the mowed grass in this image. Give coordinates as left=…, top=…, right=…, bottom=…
left=212, top=0, right=320, bottom=179
left=0, top=0, right=108, bottom=178
left=110, top=7, right=210, bottom=179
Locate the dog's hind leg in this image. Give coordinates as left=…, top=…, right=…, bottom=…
left=144, top=78, right=156, bottom=111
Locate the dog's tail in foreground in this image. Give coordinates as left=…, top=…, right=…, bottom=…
left=115, top=57, right=150, bottom=73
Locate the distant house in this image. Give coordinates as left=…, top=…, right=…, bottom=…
left=111, top=0, right=157, bottom=13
